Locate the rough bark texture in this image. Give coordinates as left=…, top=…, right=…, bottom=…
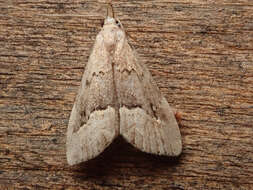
left=0, top=0, right=252, bottom=189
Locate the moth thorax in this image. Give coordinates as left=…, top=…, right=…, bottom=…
left=104, top=35, right=117, bottom=53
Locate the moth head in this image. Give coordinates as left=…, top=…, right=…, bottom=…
left=103, top=17, right=123, bottom=29
left=101, top=3, right=123, bottom=29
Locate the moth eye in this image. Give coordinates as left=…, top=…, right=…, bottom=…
left=115, top=20, right=121, bottom=27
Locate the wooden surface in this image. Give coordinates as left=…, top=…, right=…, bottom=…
left=0, top=0, right=253, bottom=189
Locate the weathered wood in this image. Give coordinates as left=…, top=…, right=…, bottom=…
left=0, top=0, right=253, bottom=189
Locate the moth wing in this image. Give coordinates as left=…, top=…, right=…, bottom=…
left=66, top=33, right=118, bottom=165
left=115, top=40, right=182, bottom=156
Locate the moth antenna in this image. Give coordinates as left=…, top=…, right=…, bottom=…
left=107, top=3, right=114, bottom=18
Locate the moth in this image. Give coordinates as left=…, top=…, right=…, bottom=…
left=66, top=8, right=182, bottom=165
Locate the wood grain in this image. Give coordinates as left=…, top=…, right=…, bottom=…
left=0, top=0, right=253, bottom=189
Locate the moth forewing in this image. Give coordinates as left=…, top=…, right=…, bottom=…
left=66, top=16, right=182, bottom=165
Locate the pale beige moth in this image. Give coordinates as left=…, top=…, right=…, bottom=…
left=66, top=7, right=182, bottom=165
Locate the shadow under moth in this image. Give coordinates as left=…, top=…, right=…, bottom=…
left=66, top=7, right=182, bottom=166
